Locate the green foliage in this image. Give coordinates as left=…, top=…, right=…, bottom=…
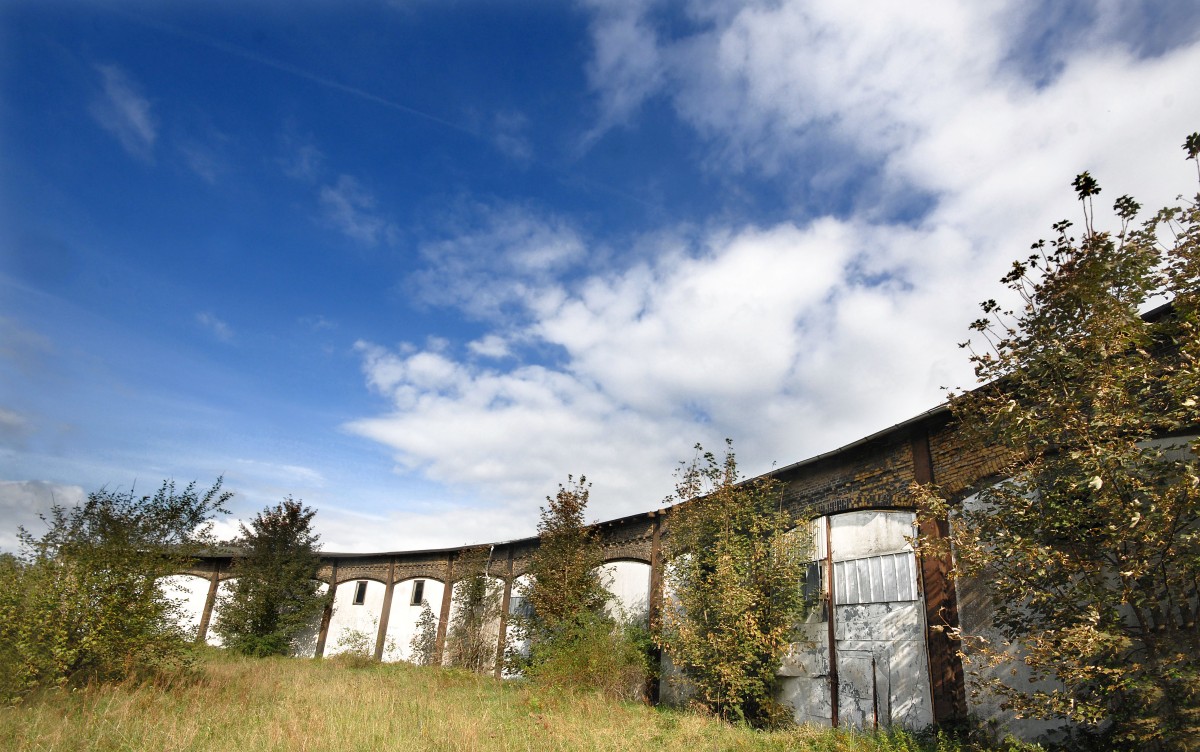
left=331, top=616, right=395, bottom=668
left=0, top=479, right=231, bottom=702
left=409, top=600, right=438, bottom=666
left=523, top=476, right=610, bottom=632
left=523, top=609, right=651, bottom=702
left=511, top=476, right=611, bottom=665
left=917, top=135, right=1200, bottom=749
left=213, top=499, right=328, bottom=658
left=509, top=475, right=651, bottom=697
left=659, top=441, right=810, bottom=728
left=446, top=548, right=503, bottom=674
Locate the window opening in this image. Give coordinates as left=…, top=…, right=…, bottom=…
left=411, top=579, right=425, bottom=606
left=352, top=580, right=368, bottom=606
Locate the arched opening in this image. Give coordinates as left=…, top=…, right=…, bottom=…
left=382, top=577, right=447, bottom=663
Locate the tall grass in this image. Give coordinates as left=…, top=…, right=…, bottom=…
left=0, top=649, right=1010, bottom=752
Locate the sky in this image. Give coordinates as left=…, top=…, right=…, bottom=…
left=2, top=0, right=1199, bottom=553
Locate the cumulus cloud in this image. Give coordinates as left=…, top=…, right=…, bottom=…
left=89, top=64, right=157, bottom=161
left=468, top=334, right=513, bottom=359
left=408, top=203, right=588, bottom=321
left=349, top=213, right=982, bottom=519
left=319, top=175, right=399, bottom=247
left=345, top=1, right=1200, bottom=525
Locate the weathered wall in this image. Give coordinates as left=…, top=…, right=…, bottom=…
left=778, top=510, right=933, bottom=729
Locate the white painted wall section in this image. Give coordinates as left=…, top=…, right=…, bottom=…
left=159, top=574, right=210, bottom=640
left=598, top=560, right=650, bottom=622
left=324, top=579, right=387, bottom=657
left=382, top=578, right=447, bottom=662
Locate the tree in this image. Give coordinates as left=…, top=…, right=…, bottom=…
left=446, top=547, right=503, bottom=674
left=0, top=479, right=231, bottom=701
left=915, top=135, right=1200, bottom=749
left=511, top=476, right=647, bottom=698
left=516, top=475, right=610, bottom=646
left=213, top=498, right=328, bottom=657
left=659, top=441, right=809, bottom=728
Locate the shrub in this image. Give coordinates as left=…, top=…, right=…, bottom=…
left=0, top=479, right=230, bottom=701
left=523, top=610, right=650, bottom=702
left=659, top=441, right=810, bottom=728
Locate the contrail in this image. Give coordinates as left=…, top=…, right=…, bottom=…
left=98, top=3, right=661, bottom=212
left=103, top=5, right=479, bottom=139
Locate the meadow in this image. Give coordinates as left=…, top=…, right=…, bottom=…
left=0, top=650, right=1009, bottom=752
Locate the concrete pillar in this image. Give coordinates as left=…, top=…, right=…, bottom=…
left=374, top=558, right=397, bottom=661
left=314, top=559, right=337, bottom=658
left=494, top=549, right=514, bottom=679
left=434, top=554, right=455, bottom=664
left=911, top=430, right=967, bottom=724
left=647, top=513, right=664, bottom=702
left=195, top=563, right=221, bottom=644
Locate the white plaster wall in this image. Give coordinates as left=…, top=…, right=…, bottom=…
left=383, top=578, right=447, bottom=662
left=159, top=574, right=210, bottom=640
left=597, top=560, right=650, bottom=622
left=324, top=579, right=387, bottom=657
left=205, top=578, right=238, bottom=647
left=292, top=581, right=329, bottom=657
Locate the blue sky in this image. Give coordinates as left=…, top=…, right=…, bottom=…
left=3, top=0, right=1199, bottom=552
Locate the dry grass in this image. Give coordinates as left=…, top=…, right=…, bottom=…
left=0, top=650, right=965, bottom=752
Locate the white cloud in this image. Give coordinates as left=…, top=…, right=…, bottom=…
left=0, top=407, right=29, bottom=434
left=468, top=334, right=512, bottom=359
left=319, top=175, right=399, bottom=247
left=344, top=1, right=1200, bottom=527
left=409, top=203, right=587, bottom=321
left=89, top=64, right=157, bottom=161
left=579, top=0, right=666, bottom=147
left=0, top=480, right=86, bottom=553
left=196, top=311, right=233, bottom=342
left=233, top=458, right=325, bottom=487
left=180, top=141, right=225, bottom=184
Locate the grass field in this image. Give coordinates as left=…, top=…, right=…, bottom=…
left=0, top=650, right=1012, bottom=752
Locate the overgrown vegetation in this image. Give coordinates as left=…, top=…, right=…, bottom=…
left=914, top=134, right=1200, bottom=750
left=0, top=649, right=1015, bottom=752
left=214, top=498, right=328, bottom=657
left=446, top=547, right=504, bottom=674
left=659, top=440, right=810, bottom=728
left=409, top=600, right=438, bottom=666
left=0, top=479, right=230, bottom=702
left=512, top=476, right=650, bottom=700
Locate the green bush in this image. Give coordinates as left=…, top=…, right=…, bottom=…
left=659, top=441, right=810, bottom=728
left=524, top=610, right=650, bottom=702
left=0, top=479, right=230, bottom=702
